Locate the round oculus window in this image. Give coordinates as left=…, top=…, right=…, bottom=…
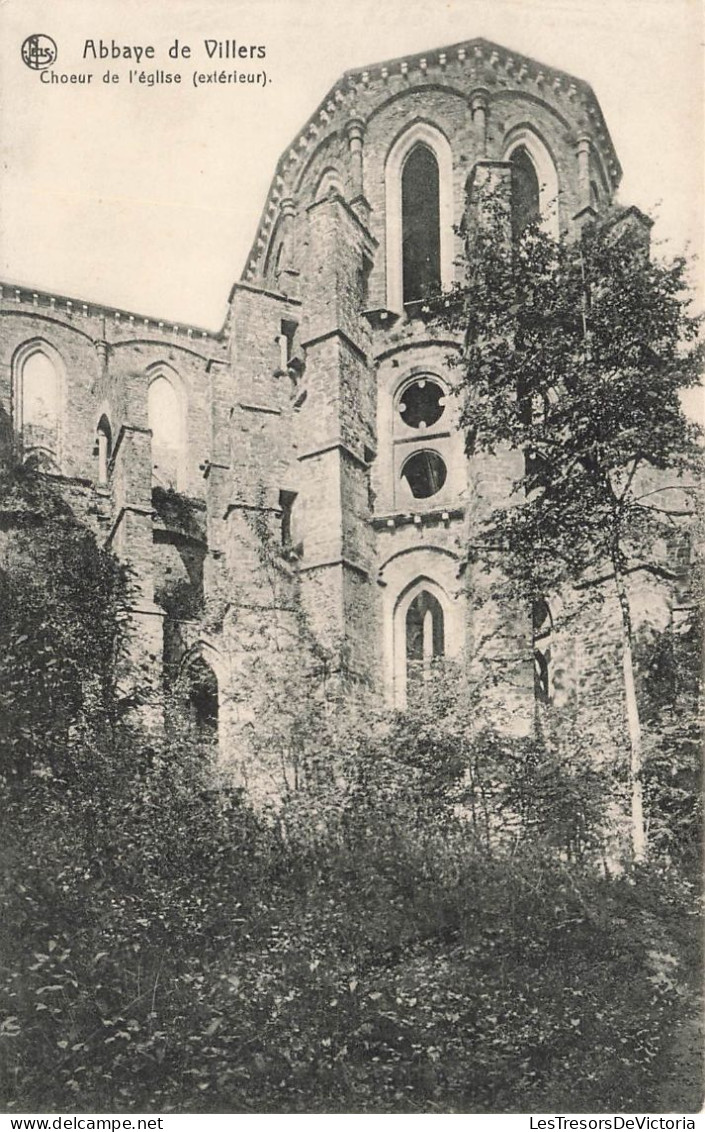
left=401, top=449, right=447, bottom=499
left=398, top=378, right=445, bottom=429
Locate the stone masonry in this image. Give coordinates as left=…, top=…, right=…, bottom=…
left=0, top=38, right=686, bottom=791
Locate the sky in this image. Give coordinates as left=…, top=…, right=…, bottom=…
left=0, top=0, right=702, bottom=332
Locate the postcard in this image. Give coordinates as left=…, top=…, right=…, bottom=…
left=0, top=0, right=702, bottom=1122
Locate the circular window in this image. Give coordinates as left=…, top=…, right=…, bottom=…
left=401, top=450, right=447, bottom=499
left=398, top=378, right=445, bottom=429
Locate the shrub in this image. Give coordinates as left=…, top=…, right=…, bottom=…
left=0, top=469, right=700, bottom=1112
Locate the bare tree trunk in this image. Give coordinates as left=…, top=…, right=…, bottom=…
left=611, top=553, right=646, bottom=863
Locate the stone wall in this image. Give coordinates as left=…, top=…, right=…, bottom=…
left=0, top=38, right=687, bottom=791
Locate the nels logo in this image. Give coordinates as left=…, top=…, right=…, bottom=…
left=21, top=34, right=58, bottom=70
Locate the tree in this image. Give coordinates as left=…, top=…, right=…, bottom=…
left=445, top=199, right=703, bottom=862
left=0, top=464, right=128, bottom=782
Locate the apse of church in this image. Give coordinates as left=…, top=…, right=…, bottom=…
left=0, top=39, right=634, bottom=785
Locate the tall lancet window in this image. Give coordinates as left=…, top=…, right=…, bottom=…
left=401, top=144, right=441, bottom=304
left=510, top=147, right=541, bottom=243
left=20, top=351, right=61, bottom=469
left=406, top=589, right=445, bottom=685
left=181, top=655, right=219, bottom=752
left=148, top=374, right=184, bottom=490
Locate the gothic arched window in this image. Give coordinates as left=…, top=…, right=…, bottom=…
left=15, top=348, right=62, bottom=471
left=401, top=144, right=441, bottom=304
left=148, top=373, right=184, bottom=490
left=385, top=123, right=453, bottom=313
left=504, top=131, right=559, bottom=241
left=406, top=590, right=445, bottom=689
left=313, top=167, right=344, bottom=202
left=390, top=576, right=459, bottom=708
left=510, top=146, right=541, bottom=243
left=184, top=656, right=219, bottom=744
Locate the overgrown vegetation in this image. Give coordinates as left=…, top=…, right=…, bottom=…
left=442, top=198, right=702, bottom=862
left=0, top=467, right=701, bottom=1113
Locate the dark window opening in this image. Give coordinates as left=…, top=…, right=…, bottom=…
left=401, top=449, right=447, bottom=499
left=279, top=320, right=304, bottom=389
left=401, top=144, right=441, bottom=304
left=280, top=489, right=295, bottom=545
left=279, top=488, right=303, bottom=557
left=96, top=414, right=112, bottom=485
left=406, top=590, right=445, bottom=686
left=363, top=447, right=376, bottom=510
left=510, top=147, right=540, bottom=243
left=399, top=378, right=445, bottom=429
left=280, top=319, right=297, bottom=362
left=186, top=657, right=218, bottom=740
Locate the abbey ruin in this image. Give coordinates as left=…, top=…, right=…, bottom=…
left=1, top=38, right=683, bottom=792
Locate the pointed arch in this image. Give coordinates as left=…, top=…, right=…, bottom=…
left=11, top=339, right=67, bottom=472
left=183, top=655, right=219, bottom=744
left=392, top=575, right=454, bottom=708
left=509, top=146, right=541, bottom=241
left=504, top=128, right=559, bottom=240
left=385, top=122, right=454, bottom=313
left=186, top=656, right=218, bottom=737
left=313, top=166, right=344, bottom=202
left=406, top=589, right=444, bottom=667
left=401, top=144, right=441, bottom=303
left=177, top=642, right=223, bottom=752
left=263, top=225, right=285, bottom=283
left=147, top=364, right=186, bottom=491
